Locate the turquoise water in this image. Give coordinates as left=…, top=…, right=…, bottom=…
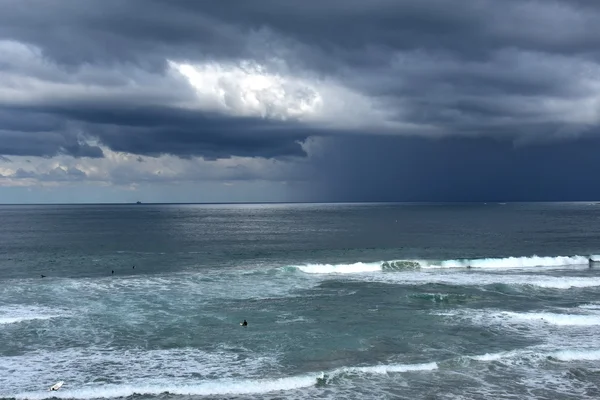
left=1, top=203, right=600, bottom=399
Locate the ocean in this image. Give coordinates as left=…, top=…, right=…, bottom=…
left=1, top=202, right=600, bottom=399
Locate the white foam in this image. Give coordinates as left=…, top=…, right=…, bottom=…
left=8, top=360, right=438, bottom=399
left=294, top=253, right=600, bottom=279
left=471, top=348, right=600, bottom=363
left=0, top=316, right=56, bottom=324
left=578, top=303, right=600, bottom=310
left=297, top=262, right=382, bottom=274
left=528, top=277, right=600, bottom=289
left=14, top=375, right=318, bottom=399
left=358, top=271, right=600, bottom=289
left=275, top=316, right=313, bottom=325
left=465, top=347, right=600, bottom=399
left=471, top=352, right=509, bottom=362
left=470, top=349, right=531, bottom=362
left=4, top=269, right=319, bottom=311
left=430, top=255, right=599, bottom=269
left=550, top=349, right=600, bottom=361
left=498, top=311, right=600, bottom=326
left=0, top=305, right=67, bottom=325
left=439, top=308, right=600, bottom=328
left=0, top=347, right=277, bottom=397
left=341, top=362, right=438, bottom=375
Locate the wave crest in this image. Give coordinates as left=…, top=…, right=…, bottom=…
left=293, top=254, right=600, bottom=275
left=12, top=361, right=437, bottom=400
left=431, top=255, right=600, bottom=269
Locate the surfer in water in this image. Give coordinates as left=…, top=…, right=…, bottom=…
left=241, top=319, right=248, bottom=327
left=589, top=258, right=596, bottom=268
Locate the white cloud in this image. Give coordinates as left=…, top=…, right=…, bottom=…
left=0, top=146, right=312, bottom=188
left=168, top=58, right=428, bottom=132
left=169, top=60, right=323, bottom=120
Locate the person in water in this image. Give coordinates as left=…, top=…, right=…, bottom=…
left=241, top=319, right=248, bottom=327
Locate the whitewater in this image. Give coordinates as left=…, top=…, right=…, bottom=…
left=1, top=202, right=600, bottom=399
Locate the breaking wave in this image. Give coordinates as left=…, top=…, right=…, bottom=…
left=433, top=309, right=600, bottom=332
left=296, top=262, right=382, bottom=274
left=550, top=350, right=600, bottom=361
left=13, top=377, right=318, bottom=400
left=337, top=361, right=437, bottom=375
left=497, top=311, right=600, bottom=326
left=292, top=254, right=600, bottom=275
left=10, top=361, right=437, bottom=400
left=430, top=255, right=600, bottom=269
left=468, top=348, right=600, bottom=363
left=8, top=348, right=599, bottom=400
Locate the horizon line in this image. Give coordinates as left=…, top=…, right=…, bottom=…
left=0, top=200, right=599, bottom=206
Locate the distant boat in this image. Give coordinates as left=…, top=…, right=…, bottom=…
left=136, top=201, right=142, bottom=205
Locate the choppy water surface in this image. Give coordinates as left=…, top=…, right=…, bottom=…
left=1, top=203, right=600, bottom=399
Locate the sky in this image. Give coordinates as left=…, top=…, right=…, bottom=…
left=1, top=0, right=600, bottom=203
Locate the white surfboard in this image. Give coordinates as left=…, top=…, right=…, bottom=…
left=49, top=381, right=64, bottom=391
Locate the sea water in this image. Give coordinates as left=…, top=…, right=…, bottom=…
left=1, top=202, right=600, bottom=399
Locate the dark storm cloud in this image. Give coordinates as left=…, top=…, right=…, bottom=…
left=0, top=129, right=104, bottom=158
left=308, top=135, right=600, bottom=202
left=0, top=109, right=101, bottom=157
left=95, top=122, right=308, bottom=160
left=1, top=0, right=600, bottom=162
left=10, top=104, right=310, bottom=159
left=0, top=109, right=65, bottom=133
left=0, top=0, right=256, bottom=70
